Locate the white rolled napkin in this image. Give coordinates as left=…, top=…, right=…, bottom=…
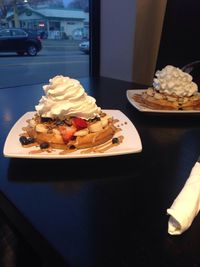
left=167, top=161, right=200, bottom=235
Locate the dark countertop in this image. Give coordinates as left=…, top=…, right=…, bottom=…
left=1, top=77, right=200, bottom=267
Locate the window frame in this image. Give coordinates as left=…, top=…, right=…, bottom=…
left=89, top=0, right=100, bottom=77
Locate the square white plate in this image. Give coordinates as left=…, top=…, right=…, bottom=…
left=127, top=89, right=200, bottom=113
left=3, top=110, right=142, bottom=159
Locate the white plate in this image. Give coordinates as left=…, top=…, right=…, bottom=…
left=127, top=89, right=200, bottom=113
left=3, top=110, right=142, bottom=159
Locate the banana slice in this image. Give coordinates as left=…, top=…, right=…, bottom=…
left=100, top=116, right=109, bottom=128
left=88, top=121, right=103, bottom=133
left=29, top=119, right=36, bottom=127
left=35, top=124, right=48, bottom=133
left=52, top=128, right=61, bottom=135
left=74, top=128, right=89, bottom=136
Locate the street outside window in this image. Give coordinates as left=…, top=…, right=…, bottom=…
left=0, top=0, right=90, bottom=88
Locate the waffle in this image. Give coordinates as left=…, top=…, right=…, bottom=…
left=133, top=88, right=200, bottom=110
left=22, top=113, right=117, bottom=150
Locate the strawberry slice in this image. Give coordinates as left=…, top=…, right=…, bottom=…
left=72, top=117, right=88, bottom=130
left=58, top=125, right=76, bottom=143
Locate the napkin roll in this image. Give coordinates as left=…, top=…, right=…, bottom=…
left=167, top=162, right=200, bottom=235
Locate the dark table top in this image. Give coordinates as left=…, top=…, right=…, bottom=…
left=1, top=77, right=200, bottom=267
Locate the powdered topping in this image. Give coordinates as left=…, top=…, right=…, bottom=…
left=35, top=75, right=101, bottom=120
left=153, top=65, right=198, bottom=97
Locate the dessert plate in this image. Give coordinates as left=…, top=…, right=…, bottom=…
left=127, top=89, right=200, bottom=113
left=3, top=110, right=142, bottom=159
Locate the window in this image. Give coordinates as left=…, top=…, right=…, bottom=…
left=49, top=21, right=60, bottom=31
left=0, top=0, right=100, bottom=89
left=12, top=29, right=27, bottom=37
left=0, top=29, right=11, bottom=37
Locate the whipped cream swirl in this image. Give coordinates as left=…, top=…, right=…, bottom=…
left=35, top=76, right=101, bottom=120
left=153, top=65, right=198, bottom=97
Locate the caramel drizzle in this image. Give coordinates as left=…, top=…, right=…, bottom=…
left=80, top=135, right=124, bottom=154
left=29, top=148, right=54, bottom=154
left=59, top=148, right=78, bottom=155
left=57, top=135, right=124, bottom=155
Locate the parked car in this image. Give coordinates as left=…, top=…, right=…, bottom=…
left=0, top=28, right=42, bottom=56
left=79, top=40, right=89, bottom=54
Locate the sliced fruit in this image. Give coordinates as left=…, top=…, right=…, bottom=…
left=74, top=128, right=89, bottom=136
left=58, top=125, right=76, bottom=142
left=72, top=117, right=88, bottom=130
left=100, top=116, right=109, bottom=128
left=88, top=121, right=103, bottom=132
left=36, top=123, right=48, bottom=133
left=52, top=128, right=60, bottom=135
left=29, top=119, right=36, bottom=127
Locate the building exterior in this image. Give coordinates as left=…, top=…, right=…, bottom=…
left=6, top=5, right=89, bottom=40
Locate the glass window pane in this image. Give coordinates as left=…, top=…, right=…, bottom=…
left=12, top=29, right=27, bottom=36
left=0, top=29, right=11, bottom=36
left=0, top=0, right=92, bottom=88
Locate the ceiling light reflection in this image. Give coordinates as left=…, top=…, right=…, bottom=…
left=3, top=110, right=12, bottom=122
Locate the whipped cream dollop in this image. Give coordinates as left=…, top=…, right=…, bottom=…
left=35, top=75, right=101, bottom=120
left=153, top=65, right=198, bottom=97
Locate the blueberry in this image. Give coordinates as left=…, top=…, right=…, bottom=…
left=19, top=136, right=29, bottom=145
left=27, top=137, right=35, bottom=143
left=112, top=137, right=119, bottom=144
left=41, top=117, right=52, bottom=122
left=69, top=145, right=76, bottom=150
left=40, top=142, right=49, bottom=149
